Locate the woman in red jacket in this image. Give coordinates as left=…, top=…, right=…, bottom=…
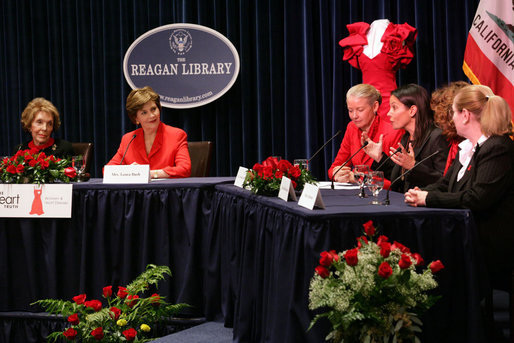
left=107, top=86, right=191, bottom=179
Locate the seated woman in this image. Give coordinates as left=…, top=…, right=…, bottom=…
left=14, top=97, right=74, bottom=158
left=328, top=84, right=403, bottom=183
left=363, top=84, right=449, bottom=192
left=107, top=86, right=191, bottom=179
left=404, top=85, right=514, bottom=290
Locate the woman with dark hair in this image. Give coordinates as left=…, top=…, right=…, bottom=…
left=363, top=84, right=449, bottom=192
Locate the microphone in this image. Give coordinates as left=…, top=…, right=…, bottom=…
left=375, top=146, right=402, bottom=171
left=120, top=133, right=137, bottom=165
left=308, top=130, right=342, bottom=162
left=331, top=141, right=369, bottom=190
left=383, top=149, right=441, bottom=205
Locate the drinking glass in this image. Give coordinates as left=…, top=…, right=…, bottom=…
left=353, top=165, right=370, bottom=198
left=368, top=171, right=384, bottom=204
left=72, top=155, right=85, bottom=182
left=293, top=159, right=309, bottom=171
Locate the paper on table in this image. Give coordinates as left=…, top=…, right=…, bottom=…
left=317, top=181, right=360, bottom=190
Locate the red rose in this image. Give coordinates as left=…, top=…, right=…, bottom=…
left=102, top=286, right=112, bottom=298
left=64, top=167, right=77, bottom=178
left=412, top=253, right=424, bottom=266
left=72, top=294, right=86, bottom=305
left=63, top=327, right=77, bottom=340
left=344, top=248, right=359, bottom=266
left=126, top=294, right=139, bottom=308
left=117, top=286, right=128, bottom=299
left=262, top=156, right=279, bottom=169
left=363, top=220, right=375, bottom=237
left=85, top=300, right=102, bottom=312
left=315, top=265, right=330, bottom=278
left=319, top=251, right=334, bottom=267
left=378, top=261, right=393, bottom=278
left=277, top=160, right=292, bottom=172
left=328, top=250, right=339, bottom=262
left=289, top=166, right=302, bottom=178
left=392, top=241, right=410, bottom=254
left=110, top=306, right=122, bottom=320
left=122, top=328, right=138, bottom=341
left=150, top=293, right=161, bottom=306
left=16, top=164, right=24, bottom=173
left=91, top=327, right=104, bottom=340
left=398, top=254, right=412, bottom=269
left=252, top=163, right=263, bottom=173
left=357, top=236, right=368, bottom=248
left=429, top=260, right=444, bottom=273
left=29, top=159, right=37, bottom=167
left=379, top=241, right=391, bottom=258
left=67, top=313, right=79, bottom=325
left=39, top=159, right=49, bottom=169
left=261, top=166, right=273, bottom=179
left=274, top=170, right=283, bottom=179
left=377, top=235, right=389, bottom=245
left=6, top=165, right=17, bottom=174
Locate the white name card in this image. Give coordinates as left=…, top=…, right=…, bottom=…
left=234, top=166, right=248, bottom=188
left=103, top=165, right=150, bottom=184
left=0, top=184, right=72, bottom=218
left=298, top=183, right=325, bottom=210
left=278, top=176, right=297, bottom=202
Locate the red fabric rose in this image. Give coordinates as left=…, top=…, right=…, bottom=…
left=429, top=260, right=444, bottom=273
left=72, top=294, right=86, bottom=305
left=319, top=251, right=334, bottom=267
left=117, top=286, right=128, bottom=299
left=315, top=265, right=330, bottom=278
left=63, top=327, right=77, bottom=340
left=85, top=300, right=102, bottom=312
left=344, top=248, right=359, bottom=266
left=412, top=253, right=424, bottom=266
left=64, top=167, right=77, bottom=178
left=110, top=306, right=121, bottom=320
left=379, top=241, right=391, bottom=258
left=67, top=313, right=79, bottom=325
left=91, top=327, right=104, bottom=340
left=126, top=294, right=139, bottom=308
left=102, top=286, right=112, bottom=298
left=150, top=293, right=161, bottom=306
left=398, top=254, right=412, bottom=269
left=378, top=261, right=393, bottom=278
left=362, top=220, right=375, bottom=237
left=122, top=328, right=138, bottom=341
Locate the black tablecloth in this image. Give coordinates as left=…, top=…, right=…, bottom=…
left=205, top=184, right=488, bottom=343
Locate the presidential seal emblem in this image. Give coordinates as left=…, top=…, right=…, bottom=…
left=169, top=29, right=192, bottom=55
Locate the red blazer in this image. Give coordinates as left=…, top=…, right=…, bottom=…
left=107, top=122, right=191, bottom=178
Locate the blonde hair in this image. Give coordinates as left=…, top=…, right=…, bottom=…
left=346, top=84, right=382, bottom=108
left=125, top=86, right=162, bottom=124
left=21, top=97, right=61, bottom=131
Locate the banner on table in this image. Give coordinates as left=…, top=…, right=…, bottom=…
left=0, top=184, right=72, bottom=218
left=463, top=0, right=514, bottom=115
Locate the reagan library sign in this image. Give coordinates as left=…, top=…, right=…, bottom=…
left=123, top=23, right=240, bottom=109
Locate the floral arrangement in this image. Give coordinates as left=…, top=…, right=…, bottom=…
left=243, top=156, right=316, bottom=196
left=0, top=149, right=76, bottom=184
left=33, top=265, right=188, bottom=342
left=309, top=221, right=444, bottom=343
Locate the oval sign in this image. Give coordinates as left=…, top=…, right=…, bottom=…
left=123, top=23, right=240, bottom=109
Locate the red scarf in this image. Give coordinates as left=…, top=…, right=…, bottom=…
left=28, top=137, right=55, bottom=152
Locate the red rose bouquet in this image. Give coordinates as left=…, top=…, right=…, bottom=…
left=243, top=156, right=316, bottom=196
left=33, top=265, right=188, bottom=343
left=309, top=221, right=443, bottom=343
left=0, top=149, right=76, bottom=184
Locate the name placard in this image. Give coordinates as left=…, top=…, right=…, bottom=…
left=103, top=165, right=150, bottom=184
left=278, top=176, right=297, bottom=202
left=0, top=184, right=72, bottom=218
left=298, top=183, right=325, bottom=210
left=234, top=166, right=248, bottom=188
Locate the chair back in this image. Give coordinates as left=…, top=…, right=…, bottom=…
left=188, top=141, right=213, bottom=177
left=71, top=142, right=93, bottom=174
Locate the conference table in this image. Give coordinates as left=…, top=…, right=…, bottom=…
left=0, top=178, right=487, bottom=343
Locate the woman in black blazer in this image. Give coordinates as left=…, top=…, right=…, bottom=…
left=405, top=85, right=514, bottom=290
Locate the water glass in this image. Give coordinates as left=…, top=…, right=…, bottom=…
left=72, top=155, right=85, bottom=181
left=353, top=165, right=370, bottom=198
left=368, top=171, right=384, bottom=204
left=294, top=159, right=309, bottom=170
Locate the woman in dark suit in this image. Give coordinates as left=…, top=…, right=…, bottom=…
left=405, top=85, right=514, bottom=290
left=363, top=84, right=449, bottom=191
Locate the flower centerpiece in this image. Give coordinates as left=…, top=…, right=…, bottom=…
left=0, top=149, right=76, bottom=184
left=243, top=156, right=316, bottom=196
left=309, top=221, right=444, bottom=343
left=33, top=264, right=188, bottom=342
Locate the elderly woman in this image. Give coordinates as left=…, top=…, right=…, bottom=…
left=14, top=97, right=74, bottom=158
left=107, top=86, right=191, bottom=179
left=329, top=84, right=403, bottom=183
left=363, top=84, right=449, bottom=192
left=404, top=85, right=514, bottom=291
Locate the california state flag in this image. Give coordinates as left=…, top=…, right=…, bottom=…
left=463, top=0, right=514, bottom=117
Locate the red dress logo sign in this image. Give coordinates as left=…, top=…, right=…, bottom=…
left=29, top=186, right=44, bottom=215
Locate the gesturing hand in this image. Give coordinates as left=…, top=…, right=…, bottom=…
left=361, top=132, right=383, bottom=162
left=390, top=142, right=415, bottom=170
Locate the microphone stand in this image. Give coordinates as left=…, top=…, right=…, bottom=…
left=120, top=133, right=137, bottom=165
left=308, top=130, right=342, bottom=162
left=375, top=146, right=401, bottom=171
left=384, top=149, right=441, bottom=205
left=331, top=141, right=369, bottom=190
